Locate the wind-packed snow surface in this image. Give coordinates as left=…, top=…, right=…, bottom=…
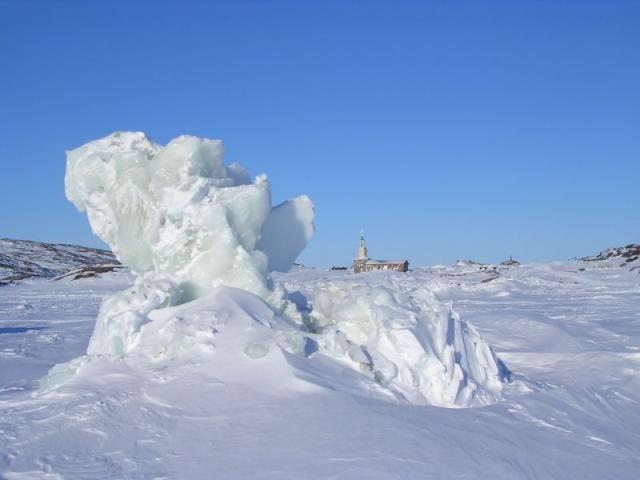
left=59, top=131, right=508, bottom=408
left=1, top=260, right=639, bottom=479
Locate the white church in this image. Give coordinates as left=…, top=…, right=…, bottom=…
left=352, top=234, right=409, bottom=273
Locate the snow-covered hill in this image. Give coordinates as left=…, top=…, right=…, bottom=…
left=1, top=258, right=639, bottom=479
left=0, top=238, right=118, bottom=284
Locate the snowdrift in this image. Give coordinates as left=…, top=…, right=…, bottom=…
left=60, top=131, right=509, bottom=407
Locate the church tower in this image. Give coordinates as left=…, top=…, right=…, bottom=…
left=357, top=232, right=368, bottom=259
left=353, top=231, right=369, bottom=273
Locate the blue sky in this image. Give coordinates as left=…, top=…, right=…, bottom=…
left=1, top=0, right=638, bottom=267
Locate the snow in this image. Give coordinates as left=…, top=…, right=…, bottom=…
left=1, top=261, right=639, bottom=478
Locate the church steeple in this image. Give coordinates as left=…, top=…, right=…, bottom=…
left=358, top=230, right=368, bottom=259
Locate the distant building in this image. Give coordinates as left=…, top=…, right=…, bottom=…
left=352, top=234, right=409, bottom=273
left=500, top=255, right=520, bottom=267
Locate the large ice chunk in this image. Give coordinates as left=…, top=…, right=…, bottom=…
left=257, top=196, right=315, bottom=272
left=65, top=132, right=314, bottom=304
left=65, top=132, right=313, bottom=355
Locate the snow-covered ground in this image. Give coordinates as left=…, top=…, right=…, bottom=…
left=1, top=259, right=638, bottom=479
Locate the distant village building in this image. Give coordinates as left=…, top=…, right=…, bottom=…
left=500, top=255, right=520, bottom=267
left=352, top=234, right=409, bottom=273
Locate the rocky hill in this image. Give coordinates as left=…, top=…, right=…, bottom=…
left=580, top=244, right=640, bottom=271
left=0, top=238, right=118, bottom=284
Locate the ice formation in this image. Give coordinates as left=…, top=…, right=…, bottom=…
left=309, top=280, right=508, bottom=407
left=63, top=131, right=509, bottom=407
left=66, top=132, right=313, bottom=354
left=66, top=132, right=314, bottom=304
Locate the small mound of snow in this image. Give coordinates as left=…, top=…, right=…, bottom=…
left=87, top=276, right=182, bottom=356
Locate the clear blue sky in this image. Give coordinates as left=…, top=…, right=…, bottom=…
left=1, top=0, right=638, bottom=268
